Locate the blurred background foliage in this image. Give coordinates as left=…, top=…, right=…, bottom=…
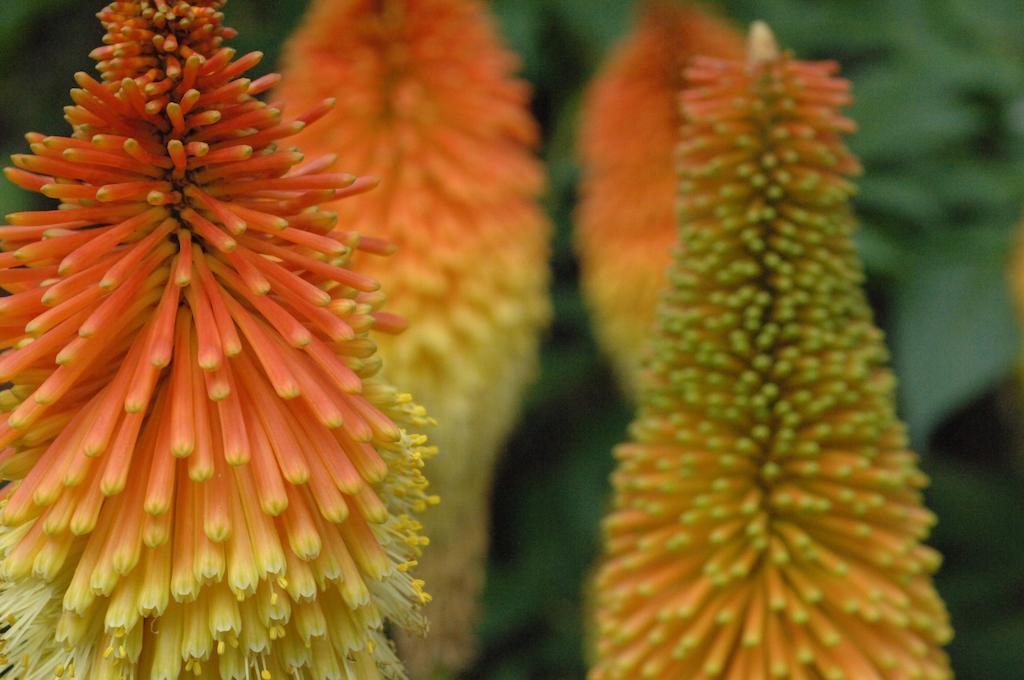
left=1, top=0, right=1024, bottom=678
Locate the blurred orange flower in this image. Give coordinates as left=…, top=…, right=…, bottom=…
left=277, top=0, right=550, bottom=674
left=0, top=1, right=435, bottom=677
left=576, top=1, right=743, bottom=397
left=591, top=24, right=952, bottom=680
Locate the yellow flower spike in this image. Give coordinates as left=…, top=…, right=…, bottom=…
left=590, top=23, right=953, bottom=680
left=1010, top=220, right=1024, bottom=382
left=0, top=1, right=436, bottom=678
left=576, top=1, right=744, bottom=398
left=277, top=0, right=551, bottom=675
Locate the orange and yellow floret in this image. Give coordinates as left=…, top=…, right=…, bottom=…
left=591, top=25, right=952, bottom=680
left=576, top=2, right=743, bottom=398
left=277, top=0, right=550, bottom=674
left=0, top=1, right=437, bottom=678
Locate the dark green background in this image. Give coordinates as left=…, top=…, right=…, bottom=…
left=2, top=1, right=1023, bottom=678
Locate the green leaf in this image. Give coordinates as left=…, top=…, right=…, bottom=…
left=0, top=154, right=31, bottom=218
left=890, top=227, right=1019, bottom=447
left=0, top=0, right=82, bottom=66
left=491, top=0, right=544, bottom=82
left=546, top=0, right=632, bottom=65
left=855, top=173, right=945, bottom=231
left=849, top=65, right=981, bottom=163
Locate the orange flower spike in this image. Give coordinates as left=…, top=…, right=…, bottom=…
left=277, top=0, right=550, bottom=674
left=0, top=1, right=437, bottom=678
left=590, top=23, right=953, bottom=680
left=576, top=1, right=744, bottom=398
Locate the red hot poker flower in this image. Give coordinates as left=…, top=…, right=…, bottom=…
left=576, top=1, right=744, bottom=398
left=0, top=1, right=436, bottom=678
left=276, top=0, right=551, bottom=675
left=591, top=23, right=951, bottom=680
